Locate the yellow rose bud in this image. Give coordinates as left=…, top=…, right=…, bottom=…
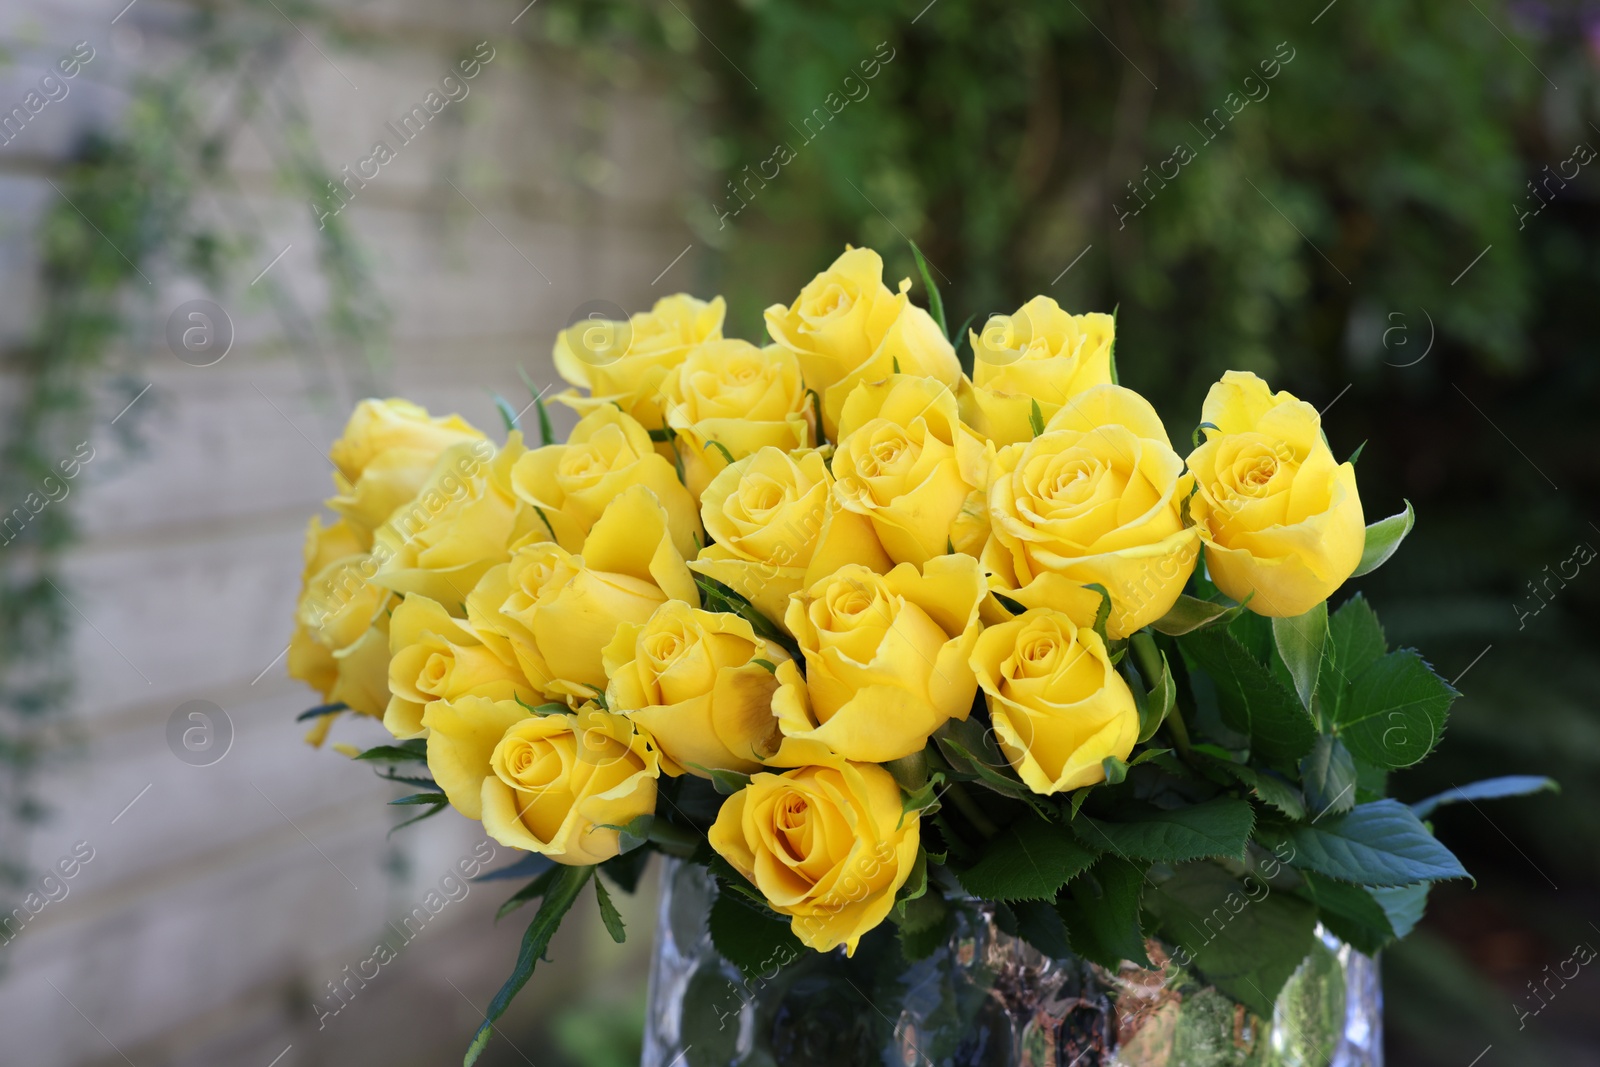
left=1187, top=371, right=1364, bottom=617
left=961, top=297, right=1115, bottom=446
left=691, top=447, right=891, bottom=628
left=421, top=695, right=531, bottom=821
left=372, top=436, right=537, bottom=607
left=553, top=293, right=726, bottom=430
left=481, top=706, right=661, bottom=865
left=708, top=758, right=920, bottom=954
left=326, top=402, right=487, bottom=544
left=471, top=484, right=700, bottom=704
left=984, top=385, right=1198, bottom=639
left=291, top=516, right=395, bottom=722
left=660, top=339, right=814, bottom=500
left=510, top=406, right=699, bottom=560
left=328, top=398, right=486, bottom=489
left=604, top=601, right=787, bottom=776
left=970, top=607, right=1139, bottom=794
left=384, top=594, right=539, bottom=739
left=832, top=375, right=992, bottom=565
left=782, top=554, right=985, bottom=762
left=764, top=246, right=960, bottom=439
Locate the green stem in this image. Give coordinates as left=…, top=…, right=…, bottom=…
left=944, top=781, right=1001, bottom=840
left=1165, top=702, right=1195, bottom=760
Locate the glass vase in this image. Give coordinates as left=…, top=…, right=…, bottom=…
left=641, top=860, right=1382, bottom=1067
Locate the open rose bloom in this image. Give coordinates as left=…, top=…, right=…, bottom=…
left=288, top=246, right=1522, bottom=1067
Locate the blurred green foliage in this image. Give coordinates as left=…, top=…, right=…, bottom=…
left=531, top=0, right=1599, bottom=1061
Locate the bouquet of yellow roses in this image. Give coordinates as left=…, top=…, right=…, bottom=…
left=288, top=245, right=1544, bottom=1065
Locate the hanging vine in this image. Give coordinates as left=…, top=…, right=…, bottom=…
left=0, top=1, right=389, bottom=888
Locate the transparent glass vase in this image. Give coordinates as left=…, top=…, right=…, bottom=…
left=642, top=860, right=1382, bottom=1067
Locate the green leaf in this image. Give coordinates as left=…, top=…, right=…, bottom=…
left=708, top=884, right=803, bottom=979
left=530, top=504, right=559, bottom=544
left=956, top=816, right=1098, bottom=901
left=1214, top=762, right=1307, bottom=822
left=934, top=719, right=1054, bottom=816
left=389, top=791, right=449, bottom=806
left=296, top=701, right=348, bottom=722
left=1275, top=799, right=1470, bottom=886
left=703, top=438, right=736, bottom=465
left=388, top=799, right=449, bottom=834
left=1150, top=594, right=1242, bottom=636
left=750, top=658, right=777, bottom=673
left=492, top=391, right=520, bottom=433
left=898, top=896, right=953, bottom=961
left=595, top=814, right=698, bottom=856
left=685, top=763, right=753, bottom=796
left=1012, top=898, right=1073, bottom=958
left=1082, top=582, right=1113, bottom=643
left=1300, top=735, right=1358, bottom=820
left=1301, top=871, right=1396, bottom=956
left=908, top=239, right=947, bottom=337
left=1334, top=650, right=1456, bottom=769
left=495, top=866, right=560, bottom=922
left=893, top=846, right=930, bottom=914
left=515, top=694, right=569, bottom=716
left=1075, top=796, right=1255, bottom=864
left=1347, top=440, right=1367, bottom=465
left=1329, top=595, right=1387, bottom=674
left=1409, top=775, right=1560, bottom=819
left=692, top=575, right=800, bottom=659
left=900, top=771, right=946, bottom=828
left=1272, top=602, right=1328, bottom=711
left=1370, top=883, right=1430, bottom=939
left=1029, top=398, right=1045, bottom=438
left=463, top=864, right=592, bottom=1066
left=1351, top=500, right=1414, bottom=578
left=1179, top=629, right=1317, bottom=767
left=594, top=874, right=627, bottom=944
left=515, top=364, right=556, bottom=447
left=1057, top=856, right=1150, bottom=969
left=476, top=853, right=554, bottom=883
left=1192, top=421, right=1220, bottom=449
left=1128, top=633, right=1176, bottom=743
left=354, top=740, right=428, bottom=763
left=893, top=356, right=901, bottom=374
left=806, top=388, right=825, bottom=446
left=1147, top=862, right=1318, bottom=1017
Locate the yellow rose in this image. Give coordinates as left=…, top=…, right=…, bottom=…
left=764, top=246, right=960, bottom=439
left=290, top=517, right=395, bottom=725
left=831, top=375, right=992, bottom=565
left=468, top=484, right=700, bottom=704
left=1187, top=372, right=1364, bottom=617
left=983, top=385, right=1198, bottom=639
left=970, top=607, right=1139, bottom=794
left=691, top=447, right=891, bottom=628
left=384, top=594, right=539, bottom=739
left=782, top=554, right=985, bottom=762
left=709, top=757, right=920, bottom=954
left=962, top=297, right=1115, bottom=446
left=372, top=436, right=537, bottom=608
left=604, top=602, right=787, bottom=776
left=660, top=339, right=814, bottom=500
left=326, top=399, right=487, bottom=541
left=424, top=698, right=660, bottom=864
left=554, top=294, right=726, bottom=430
left=510, top=406, right=699, bottom=560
